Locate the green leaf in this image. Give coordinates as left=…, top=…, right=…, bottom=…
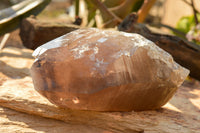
left=176, top=13, right=200, bottom=34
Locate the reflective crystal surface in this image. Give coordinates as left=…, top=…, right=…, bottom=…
left=31, top=28, right=189, bottom=111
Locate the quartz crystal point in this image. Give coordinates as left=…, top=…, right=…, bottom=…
left=31, top=28, right=189, bottom=111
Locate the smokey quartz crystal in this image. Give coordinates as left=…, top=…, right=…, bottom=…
left=31, top=28, right=189, bottom=111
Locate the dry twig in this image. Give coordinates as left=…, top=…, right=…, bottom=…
left=137, top=0, right=157, bottom=23
left=191, top=0, right=199, bottom=25
left=181, top=0, right=200, bottom=14
left=0, top=33, right=10, bottom=50
left=87, top=0, right=122, bottom=27
left=109, top=0, right=139, bottom=19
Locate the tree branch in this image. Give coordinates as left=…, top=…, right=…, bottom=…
left=181, top=0, right=200, bottom=14
left=191, top=0, right=199, bottom=25
left=109, top=0, right=140, bottom=19
left=150, top=23, right=186, bottom=38
left=87, top=0, right=122, bottom=27
left=137, top=0, right=157, bottom=23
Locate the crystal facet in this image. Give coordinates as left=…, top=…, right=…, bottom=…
left=31, top=28, right=189, bottom=111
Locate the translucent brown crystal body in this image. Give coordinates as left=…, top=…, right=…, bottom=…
left=31, top=28, right=189, bottom=111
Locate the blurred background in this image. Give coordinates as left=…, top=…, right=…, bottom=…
left=0, top=0, right=200, bottom=48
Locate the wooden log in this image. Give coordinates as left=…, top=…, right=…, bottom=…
left=118, top=13, right=200, bottom=81
left=19, top=17, right=80, bottom=50
left=0, top=47, right=200, bottom=133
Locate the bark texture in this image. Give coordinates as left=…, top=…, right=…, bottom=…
left=19, top=17, right=79, bottom=50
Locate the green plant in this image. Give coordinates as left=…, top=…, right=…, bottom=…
left=174, top=0, right=200, bottom=45
left=176, top=13, right=200, bottom=34
left=175, top=14, right=200, bottom=45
